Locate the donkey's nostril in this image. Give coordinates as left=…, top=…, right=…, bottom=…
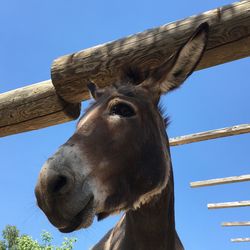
left=52, top=175, right=67, bottom=193
left=47, top=172, right=72, bottom=195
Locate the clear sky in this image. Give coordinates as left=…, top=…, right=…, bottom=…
left=0, top=0, right=250, bottom=249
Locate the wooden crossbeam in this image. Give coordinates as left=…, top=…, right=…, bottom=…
left=208, top=200, right=250, bottom=209
left=0, top=81, right=80, bottom=137
left=190, top=174, right=250, bottom=188
left=231, top=238, right=250, bottom=243
left=222, top=222, right=250, bottom=227
left=169, top=124, right=250, bottom=146
left=51, top=0, right=250, bottom=103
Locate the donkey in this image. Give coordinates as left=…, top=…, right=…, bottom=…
left=35, top=23, right=209, bottom=250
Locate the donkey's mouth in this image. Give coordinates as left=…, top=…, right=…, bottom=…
left=59, top=196, right=95, bottom=233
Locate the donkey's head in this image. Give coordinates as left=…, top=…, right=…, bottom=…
left=35, top=23, right=208, bottom=233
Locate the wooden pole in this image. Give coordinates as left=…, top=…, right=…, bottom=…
left=222, top=222, right=250, bottom=227
left=208, top=200, right=250, bottom=209
left=51, top=1, right=250, bottom=103
left=1, top=88, right=250, bottom=139
left=169, top=124, right=250, bottom=146
left=0, top=81, right=80, bottom=137
left=190, top=174, right=250, bottom=188
left=231, top=238, right=250, bottom=243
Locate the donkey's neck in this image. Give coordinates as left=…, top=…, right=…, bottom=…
left=123, top=171, right=176, bottom=250
left=93, top=168, right=183, bottom=250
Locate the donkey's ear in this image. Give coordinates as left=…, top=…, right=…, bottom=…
left=87, top=82, right=98, bottom=99
left=147, top=23, right=209, bottom=94
left=87, top=82, right=105, bottom=100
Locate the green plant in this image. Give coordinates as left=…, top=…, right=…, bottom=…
left=0, top=225, right=77, bottom=250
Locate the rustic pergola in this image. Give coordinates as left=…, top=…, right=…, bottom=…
left=1, top=0, right=250, bottom=244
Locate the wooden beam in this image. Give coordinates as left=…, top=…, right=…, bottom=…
left=208, top=200, right=250, bottom=209
left=51, top=1, right=250, bottom=103
left=169, top=124, right=250, bottom=146
left=1, top=88, right=249, bottom=140
left=231, top=238, right=250, bottom=243
left=0, top=81, right=80, bottom=137
left=190, top=174, right=250, bottom=188
left=222, top=222, right=250, bottom=227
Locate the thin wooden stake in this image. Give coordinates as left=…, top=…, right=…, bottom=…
left=190, top=174, right=250, bottom=188
left=208, top=200, right=250, bottom=209
left=231, top=238, right=250, bottom=243
left=169, top=124, right=250, bottom=146
left=222, top=222, right=250, bottom=227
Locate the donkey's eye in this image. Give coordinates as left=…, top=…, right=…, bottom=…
left=110, top=103, right=135, bottom=117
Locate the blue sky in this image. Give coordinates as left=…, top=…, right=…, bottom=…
left=0, top=0, right=250, bottom=249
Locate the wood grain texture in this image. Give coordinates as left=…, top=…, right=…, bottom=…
left=222, top=222, right=250, bottom=227
left=208, top=200, right=250, bottom=209
left=231, top=238, right=250, bottom=243
left=0, top=81, right=80, bottom=137
left=169, top=124, right=250, bottom=146
left=190, top=174, right=250, bottom=188
left=51, top=1, right=250, bottom=103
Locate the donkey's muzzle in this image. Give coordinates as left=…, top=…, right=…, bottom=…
left=35, top=145, right=96, bottom=232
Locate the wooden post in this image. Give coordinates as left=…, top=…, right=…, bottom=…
left=51, top=1, right=250, bottom=103
left=190, top=174, right=250, bottom=188
left=231, top=238, right=250, bottom=243
left=222, top=222, right=250, bottom=227
left=0, top=81, right=80, bottom=137
left=208, top=200, right=250, bottom=209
